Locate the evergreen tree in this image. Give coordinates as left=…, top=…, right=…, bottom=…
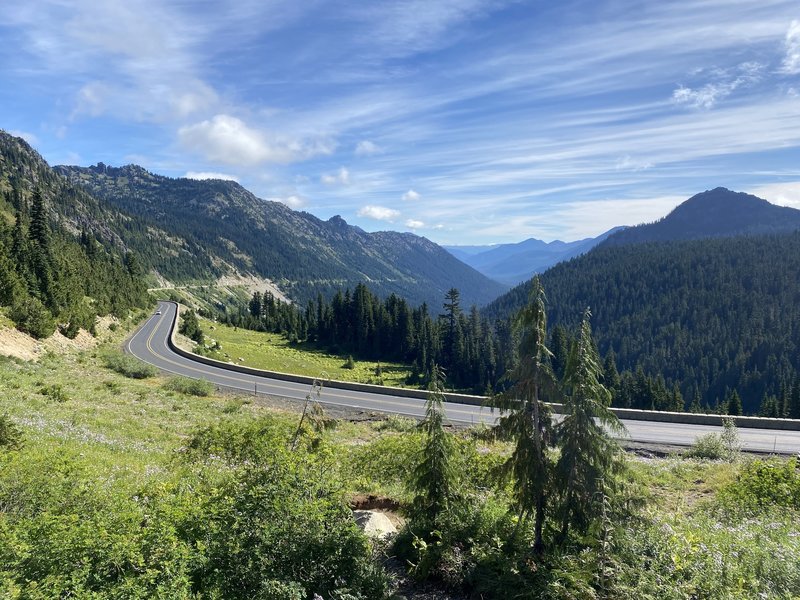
left=410, top=364, right=456, bottom=526
left=789, top=379, right=800, bottom=419
left=689, top=387, right=702, bottom=413
left=555, top=308, right=624, bottom=541
left=727, top=390, right=743, bottom=416
left=440, top=288, right=463, bottom=375
left=179, top=309, right=204, bottom=344
left=489, top=277, right=557, bottom=553
left=549, top=325, right=570, bottom=381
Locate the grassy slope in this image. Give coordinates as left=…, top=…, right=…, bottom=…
left=197, top=315, right=415, bottom=388
left=1, top=316, right=798, bottom=598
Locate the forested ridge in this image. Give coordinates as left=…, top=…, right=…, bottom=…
left=485, top=233, right=800, bottom=414
left=0, top=135, right=149, bottom=337
left=56, top=163, right=506, bottom=307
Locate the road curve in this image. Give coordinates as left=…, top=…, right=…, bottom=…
left=127, top=301, right=800, bottom=454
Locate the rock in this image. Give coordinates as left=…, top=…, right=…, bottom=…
left=353, top=510, right=397, bottom=539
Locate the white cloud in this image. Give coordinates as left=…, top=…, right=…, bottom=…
left=8, top=129, right=38, bottom=145
left=271, top=195, right=306, bottom=209
left=357, top=205, right=400, bottom=221
left=748, top=181, right=800, bottom=209
left=405, top=219, right=425, bottom=228
left=615, top=154, right=653, bottom=172
left=672, top=82, right=733, bottom=109
left=781, top=20, right=800, bottom=75
left=178, top=115, right=294, bottom=166
left=355, top=140, right=382, bottom=155
left=672, top=62, right=763, bottom=109
left=402, top=189, right=421, bottom=201
left=321, top=167, right=350, bottom=185
left=185, top=171, right=239, bottom=182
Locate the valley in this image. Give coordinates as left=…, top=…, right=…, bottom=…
left=2, top=128, right=800, bottom=598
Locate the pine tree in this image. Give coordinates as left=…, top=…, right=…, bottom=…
left=488, top=277, right=556, bottom=553
left=689, top=387, right=702, bottom=413
left=440, top=289, right=462, bottom=369
left=555, top=308, right=624, bottom=541
left=410, top=364, right=455, bottom=526
left=727, top=390, right=743, bottom=416
left=789, top=379, right=800, bottom=419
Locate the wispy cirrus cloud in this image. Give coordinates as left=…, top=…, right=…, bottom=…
left=672, top=62, right=764, bottom=109
left=780, top=20, right=800, bottom=74
left=6, top=0, right=800, bottom=244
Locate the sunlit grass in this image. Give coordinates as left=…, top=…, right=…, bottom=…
left=197, top=315, right=415, bottom=387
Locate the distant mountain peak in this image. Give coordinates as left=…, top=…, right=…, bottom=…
left=445, top=227, right=624, bottom=286
left=604, top=187, right=800, bottom=247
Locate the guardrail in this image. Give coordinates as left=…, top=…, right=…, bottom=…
left=163, top=302, right=800, bottom=431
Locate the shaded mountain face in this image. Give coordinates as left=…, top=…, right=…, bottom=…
left=485, top=232, right=800, bottom=414
left=445, top=227, right=624, bottom=285
left=603, top=187, right=800, bottom=246
left=56, top=163, right=507, bottom=307
left=482, top=188, right=800, bottom=413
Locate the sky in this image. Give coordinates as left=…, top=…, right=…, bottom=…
left=2, top=0, right=800, bottom=245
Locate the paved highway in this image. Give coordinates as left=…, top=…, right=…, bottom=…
left=127, top=301, right=800, bottom=454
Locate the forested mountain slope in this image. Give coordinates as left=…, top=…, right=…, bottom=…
left=0, top=133, right=149, bottom=338
left=485, top=233, right=800, bottom=413
left=604, top=187, right=800, bottom=246
left=57, top=163, right=506, bottom=307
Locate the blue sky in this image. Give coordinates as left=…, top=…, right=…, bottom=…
left=2, top=0, right=800, bottom=244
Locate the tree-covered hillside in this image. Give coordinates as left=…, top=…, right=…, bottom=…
left=603, top=187, right=800, bottom=246
left=485, top=233, right=800, bottom=413
left=0, top=135, right=149, bottom=337
left=56, top=163, right=506, bottom=307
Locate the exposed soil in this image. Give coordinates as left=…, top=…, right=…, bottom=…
left=0, top=316, right=117, bottom=362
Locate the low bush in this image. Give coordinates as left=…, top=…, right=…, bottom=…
left=184, top=417, right=295, bottom=464
left=163, top=376, right=213, bottom=397
left=685, top=418, right=740, bottom=461
left=719, top=457, right=800, bottom=512
left=0, top=414, right=23, bottom=450
left=102, top=352, right=157, bottom=379
left=39, top=383, right=69, bottom=402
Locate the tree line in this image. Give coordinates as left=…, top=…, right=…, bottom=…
left=215, top=268, right=800, bottom=417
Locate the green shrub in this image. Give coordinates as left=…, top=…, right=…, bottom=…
left=343, top=355, right=356, bottom=369
left=0, top=414, right=23, bottom=450
left=719, top=458, right=800, bottom=511
left=685, top=419, right=740, bottom=461
left=163, top=376, right=213, bottom=397
left=195, top=448, right=388, bottom=599
left=185, top=417, right=295, bottom=464
left=102, top=352, right=157, bottom=379
left=0, top=450, right=199, bottom=597
left=39, top=383, right=69, bottom=402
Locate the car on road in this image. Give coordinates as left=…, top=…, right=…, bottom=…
left=155, top=310, right=162, bottom=315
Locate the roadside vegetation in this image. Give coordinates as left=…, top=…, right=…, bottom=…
left=0, top=284, right=798, bottom=598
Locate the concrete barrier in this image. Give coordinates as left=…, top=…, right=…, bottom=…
left=164, top=302, right=800, bottom=431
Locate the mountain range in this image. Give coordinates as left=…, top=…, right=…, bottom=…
left=0, top=131, right=507, bottom=308
left=445, top=227, right=624, bottom=285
